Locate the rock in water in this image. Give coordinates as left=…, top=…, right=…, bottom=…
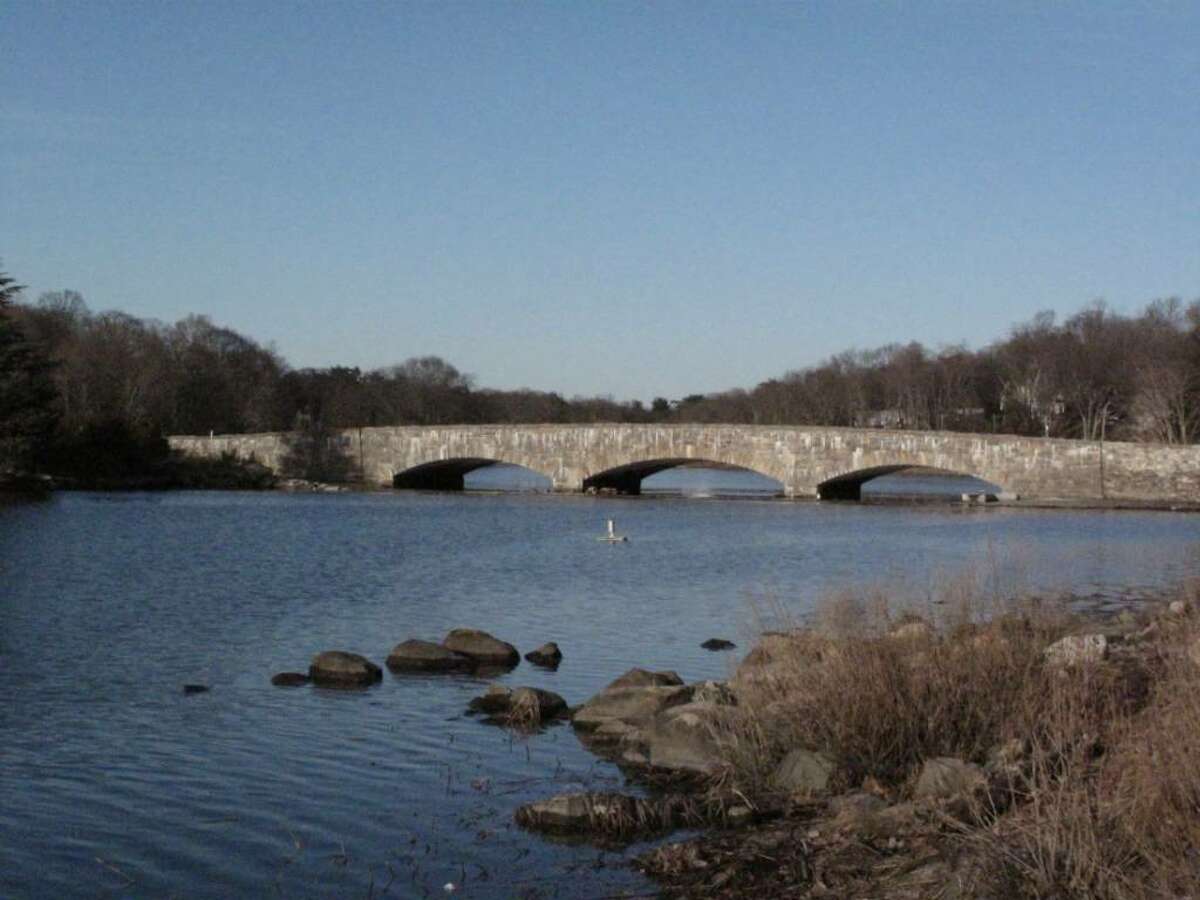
left=308, top=651, right=382, bottom=687
left=701, top=638, right=736, bottom=651
left=271, top=672, right=310, bottom=687
left=441, top=629, right=520, bottom=667
left=515, top=793, right=680, bottom=838
left=524, top=641, right=563, bottom=667
left=468, top=686, right=568, bottom=726
left=183, top=684, right=210, bottom=695
left=387, top=639, right=475, bottom=672
left=572, top=683, right=694, bottom=731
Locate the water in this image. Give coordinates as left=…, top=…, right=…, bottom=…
left=3, top=489, right=1199, bottom=899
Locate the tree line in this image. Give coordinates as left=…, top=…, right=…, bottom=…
left=2, top=264, right=1198, bottom=482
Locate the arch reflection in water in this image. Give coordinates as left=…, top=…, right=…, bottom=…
left=639, top=461, right=783, bottom=498
left=393, top=459, right=551, bottom=492
left=822, top=465, right=1003, bottom=502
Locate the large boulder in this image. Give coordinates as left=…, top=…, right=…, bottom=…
left=772, top=748, right=834, bottom=794
left=645, top=701, right=732, bottom=774
left=573, top=683, right=694, bottom=731
left=441, top=629, right=520, bottom=667
left=308, top=651, right=382, bottom=687
left=387, top=639, right=474, bottom=672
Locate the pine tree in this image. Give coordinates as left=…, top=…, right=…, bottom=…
left=0, top=268, right=58, bottom=471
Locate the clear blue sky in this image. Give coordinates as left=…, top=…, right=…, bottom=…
left=3, top=1, right=1197, bottom=401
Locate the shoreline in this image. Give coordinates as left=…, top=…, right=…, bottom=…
left=505, top=583, right=1200, bottom=898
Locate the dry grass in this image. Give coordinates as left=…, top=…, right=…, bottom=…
left=721, top=575, right=1200, bottom=899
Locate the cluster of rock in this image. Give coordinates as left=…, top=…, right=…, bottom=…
left=516, top=595, right=1200, bottom=847
left=271, top=629, right=562, bottom=687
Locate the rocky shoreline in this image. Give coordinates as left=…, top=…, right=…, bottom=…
left=259, top=589, right=1200, bottom=898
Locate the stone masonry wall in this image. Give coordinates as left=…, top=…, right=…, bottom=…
left=167, top=424, right=1200, bottom=504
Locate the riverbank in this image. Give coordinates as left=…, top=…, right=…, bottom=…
left=511, top=582, right=1200, bottom=899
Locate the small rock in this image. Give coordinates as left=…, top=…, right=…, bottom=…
left=726, top=805, right=754, bottom=826
left=387, top=639, right=475, bottom=672
left=889, top=617, right=935, bottom=640
left=606, top=667, right=684, bottom=690
left=442, top=629, right=520, bottom=667
left=830, top=791, right=887, bottom=824
left=469, top=685, right=568, bottom=725
left=524, top=641, right=563, bottom=668
left=772, top=749, right=834, bottom=794
left=690, top=680, right=738, bottom=706
left=986, top=738, right=1027, bottom=772
left=468, top=684, right=515, bottom=715
left=701, top=638, right=736, bottom=651
left=309, top=651, right=383, bottom=687
left=1169, top=600, right=1189, bottom=617
left=621, top=748, right=650, bottom=767
left=1044, top=633, right=1108, bottom=667
left=913, top=757, right=987, bottom=801
left=271, top=672, right=310, bottom=687
left=183, top=684, right=209, bottom=695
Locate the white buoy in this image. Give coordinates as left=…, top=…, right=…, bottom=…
left=598, top=518, right=628, bottom=543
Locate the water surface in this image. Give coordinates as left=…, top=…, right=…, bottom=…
left=2, top=490, right=1198, bottom=898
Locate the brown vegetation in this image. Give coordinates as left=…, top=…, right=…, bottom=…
left=644, top=581, right=1200, bottom=898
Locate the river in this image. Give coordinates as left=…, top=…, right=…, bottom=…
left=2, top=482, right=1199, bottom=898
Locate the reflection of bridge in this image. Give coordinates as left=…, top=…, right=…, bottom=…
left=168, top=423, right=1200, bottom=503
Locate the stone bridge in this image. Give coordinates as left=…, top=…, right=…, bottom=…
left=167, top=423, right=1200, bottom=503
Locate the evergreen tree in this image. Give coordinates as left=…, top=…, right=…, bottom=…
left=0, top=268, right=58, bottom=471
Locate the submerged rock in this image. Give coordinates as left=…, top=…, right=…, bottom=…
left=524, top=641, right=563, bottom=668
left=441, top=629, right=520, bottom=667
left=515, top=792, right=692, bottom=839
left=308, top=651, right=382, bottom=687
left=271, top=672, right=310, bottom=687
left=386, top=639, right=474, bottom=672
left=701, top=638, right=737, bottom=651
left=182, top=684, right=210, bottom=695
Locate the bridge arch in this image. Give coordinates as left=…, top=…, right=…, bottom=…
left=392, top=458, right=553, bottom=492
left=583, top=458, right=784, bottom=496
left=816, top=464, right=1006, bottom=501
